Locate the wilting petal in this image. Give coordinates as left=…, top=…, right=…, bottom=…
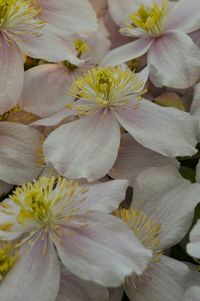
left=187, top=220, right=200, bottom=258
left=110, top=134, right=179, bottom=184
left=165, top=0, right=200, bottom=33
left=44, top=111, right=121, bottom=181
left=0, top=236, right=60, bottom=301
left=20, top=64, right=73, bottom=117
left=57, top=267, right=109, bottom=301
left=148, top=31, right=200, bottom=89
left=132, top=166, right=200, bottom=250
left=38, top=0, right=98, bottom=37
left=101, top=37, right=153, bottom=66
left=0, top=122, right=42, bottom=184
left=0, top=34, right=24, bottom=115
left=114, top=99, right=197, bottom=157
left=54, top=212, right=152, bottom=287
left=125, top=256, right=189, bottom=301
left=78, top=179, right=128, bottom=213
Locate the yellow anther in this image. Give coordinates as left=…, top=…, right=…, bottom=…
left=0, top=241, right=18, bottom=282
left=129, top=0, right=168, bottom=36
left=74, top=39, right=89, bottom=56
left=0, top=105, right=20, bottom=122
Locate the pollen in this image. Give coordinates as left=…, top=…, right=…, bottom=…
left=74, top=39, right=89, bottom=56
left=0, top=241, right=18, bottom=282
left=129, top=0, right=168, bottom=36
left=68, top=66, right=145, bottom=114
left=0, top=105, right=20, bottom=121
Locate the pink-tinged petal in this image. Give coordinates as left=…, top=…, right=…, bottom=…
left=165, top=0, right=200, bottom=33
left=57, top=267, right=109, bottom=301
left=187, top=220, right=200, bottom=258
left=44, top=111, right=121, bottom=181
left=0, top=122, right=42, bottom=184
left=125, top=256, right=189, bottom=301
left=132, top=166, right=200, bottom=250
left=114, top=99, right=197, bottom=157
left=101, top=37, right=153, bottom=66
left=31, top=108, right=76, bottom=127
left=38, top=0, right=98, bottom=37
left=110, top=133, right=179, bottom=184
left=78, top=179, right=129, bottom=213
left=20, top=64, right=73, bottom=118
left=0, top=34, right=24, bottom=115
left=0, top=236, right=60, bottom=301
left=108, top=0, right=137, bottom=27
left=54, top=212, right=152, bottom=287
left=190, top=29, right=200, bottom=48
left=148, top=32, right=200, bottom=89
left=17, top=25, right=81, bottom=63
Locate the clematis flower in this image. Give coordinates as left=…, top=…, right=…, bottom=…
left=187, top=220, right=200, bottom=259
left=0, top=176, right=151, bottom=301
left=114, top=165, right=200, bottom=301
left=0, top=0, right=97, bottom=114
left=43, top=65, right=197, bottom=181
left=102, top=0, right=200, bottom=89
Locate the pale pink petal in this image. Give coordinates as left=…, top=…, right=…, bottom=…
left=0, top=236, right=60, bottom=301
left=114, top=99, right=197, bottom=157
left=20, top=64, right=73, bottom=117
left=190, top=29, right=200, bottom=48
left=165, top=0, right=200, bottom=33
left=101, top=37, right=153, bottom=66
left=110, top=134, right=179, bottom=184
left=54, top=212, right=152, bottom=287
left=44, top=111, right=121, bottom=181
left=78, top=179, right=128, bottom=213
left=187, top=220, right=200, bottom=258
left=0, top=122, right=42, bottom=184
left=108, top=0, right=137, bottom=27
left=90, top=0, right=108, bottom=17
left=57, top=267, right=109, bottom=301
left=0, top=34, right=24, bottom=114
left=132, top=166, right=200, bottom=250
left=38, top=0, right=98, bottom=37
left=125, top=256, right=189, bottom=301
left=148, top=32, right=200, bottom=89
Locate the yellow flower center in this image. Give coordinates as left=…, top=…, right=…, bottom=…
left=0, top=105, right=20, bottom=121
left=0, top=0, right=44, bottom=40
left=74, top=39, right=89, bottom=56
left=0, top=241, right=18, bottom=282
left=129, top=0, right=168, bottom=36
left=68, top=66, right=145, bottom=114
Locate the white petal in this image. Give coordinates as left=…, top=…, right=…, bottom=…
left=148, top=31, right=200, bottom=89
left=110, top=133, right=179, bottom=184
left=101, top=37, right=153, bottom=66
left=57, top=267, right=109, bottom=301
left=132, top=166, right=200, bottom=250
left=0, top=35, right=24, bottom=114
left=187, top=220, right=200, bottom=258
left=114, top=99, right=198, bottom=157
left=183, top=286, right=200, bottom=301
left=108, top=0, right=138, bottom=27
left=125, top=256, right=189, bottom=301
left=0, top=236, right=60, bottom=301
left=44, top=111, right=121, bottom=181
left=20, top=64, right=73, bottom=117
left=54, top=212, right=152, bottom=287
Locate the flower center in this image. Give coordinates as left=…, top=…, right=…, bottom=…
left=74, top=39, right=89, bottom=57
left=68, top=66, right=145, bottom=114
left=0, top=105, right=20, bottom=121
left=0, top=241, right=18, bottom=282
left=129, top=0, right=168, bottom=36
left=0, top=0, right=44, bottom=41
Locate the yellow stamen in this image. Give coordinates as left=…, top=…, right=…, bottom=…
left=129, top=0, right=168, bottom=36
left=74, top=39, right=89, bottom=56
left=0, top=241, right=18, bottom=282
left=0, top=105, right=20, bottom=121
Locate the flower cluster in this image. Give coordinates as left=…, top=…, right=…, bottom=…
left=0, top=0, right=200, bottom=300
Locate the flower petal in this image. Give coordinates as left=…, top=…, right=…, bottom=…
left=132, top=166, right=200, bottom=250
left=125, top=255, right=189, bottom=301
left=44, top=111, right=121, bottom=181
left=54, top=212, right=152, bottom=287
left=0, top=34, right=24, bottom=114
left=165, top=0, right=200, bottom=33
left=0, top=236, right=60, bottom=301
left=0, top=122, right=42, bottom=184
left=182, top=286, right=200, bottom=301
left=147, top=31, right=200, bottom=89
left=110, top=133, right=179, bottom=184
left=114, top=99, right=197, bottom=157
left=57, top=267, right=109, bottom=301
left=108, top=0, right=137, bottom=27
left=101, top=37, right=153, bottom=66
left=187, top=220, right=200, bottom=258
left=20, top=64, right=73, bottom=117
